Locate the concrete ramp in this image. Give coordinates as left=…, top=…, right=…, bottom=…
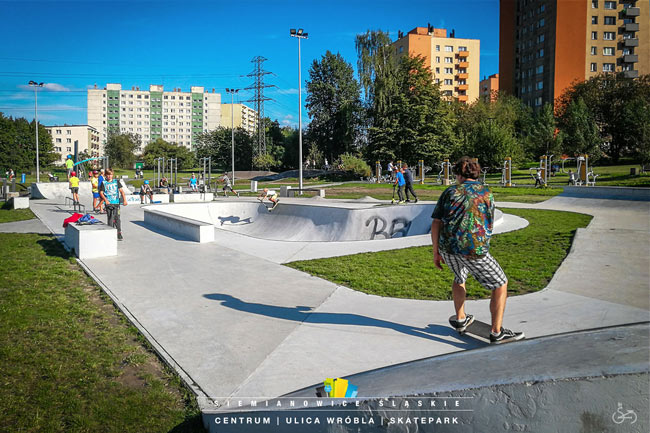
left=31, top=181, right=92, bottom=199
left=150, top=201, right=504, bottom=242
left=202, top=323, right=650, bottom=432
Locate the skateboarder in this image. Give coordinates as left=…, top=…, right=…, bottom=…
left=431, top=156, right=524, bottom=344
left=99, top=168, right=128, bottom=241
left=220, top=174, right=240, bottom=198
left=258, top=188, right=279, bottom=211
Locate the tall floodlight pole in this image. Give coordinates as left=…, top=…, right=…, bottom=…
left=226, top=88, right=240, bottom=186
left=290, top=28, right=308, bottom=194
left=29, top=81, right=44, bottom=183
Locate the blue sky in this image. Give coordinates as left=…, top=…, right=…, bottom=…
left=0, top=0, right=500, bottom=127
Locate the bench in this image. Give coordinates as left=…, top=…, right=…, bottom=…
left=65, top=223, right=117, bottom=259
left=143, top=208, right=214, bottom=243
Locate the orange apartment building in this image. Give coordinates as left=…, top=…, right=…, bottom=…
left=392, top=26, right=480, bottom=104
left=499, top=0, right=649, bottom=108
left=480, top=73, right=500, bottom=100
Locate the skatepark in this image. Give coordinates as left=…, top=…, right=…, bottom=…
left=4, top=182, right=650, bottom=432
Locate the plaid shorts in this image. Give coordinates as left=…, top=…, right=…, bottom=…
left=440, top=251, right=507, bottom=291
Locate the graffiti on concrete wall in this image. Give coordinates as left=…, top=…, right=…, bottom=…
left=365, top=216, right=413, bottom=240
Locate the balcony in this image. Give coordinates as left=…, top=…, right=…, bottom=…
left=623, top=54, right=638, bottom=63
left=456, top=73, right=469, bottom=80
left=623, top=7, right=640, bottom=16
left=457, top=61, right=469, bottom=68
left=624, top=22, right=639, bottom=32
left=624, top=38, right=639, bottom=47
left=623, top=70, right=639, bottom=79
left=456, top=84, right=469, bottom=91
left=457, top=50, right=469, bottom=58
left=457, top=95, right=468, bottom=102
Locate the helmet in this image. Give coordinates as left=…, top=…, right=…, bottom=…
left=70, top=171, right=76, bottom=176
left=93, top=170, right=98, bottom=174
left=144, top=180, right=149, bottom=184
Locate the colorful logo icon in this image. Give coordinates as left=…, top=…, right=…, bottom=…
left=316, top=378, right=358, bottom=398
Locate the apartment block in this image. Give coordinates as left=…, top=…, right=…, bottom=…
left=45, top=125, right=101, bottom=165
left=221, top=103, right=258, bottom=135
left=499, top=0, right=649, bottom=108
left=88, top=84, right=221, bottom=150
left=480, top=73, right=500, bottom=101
left=392, top=26, right=481, bottom=104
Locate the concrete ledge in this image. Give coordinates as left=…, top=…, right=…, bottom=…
left=65, top=223, right=117, bottom=259
left=171, top=192, right=214, bottom=203
left=124, top=193, right=170, bottom=204
left=144, top=208, right=214, bottom=243
left=562, top=185, right=650, bottom=201
left=10, top=196, right=29, bottom=209
left=31, top=181, right=92, bottom=199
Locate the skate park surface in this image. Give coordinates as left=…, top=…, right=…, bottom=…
left=12, top=185, right=650, bottom=429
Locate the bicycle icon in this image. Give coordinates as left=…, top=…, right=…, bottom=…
left=612, top=402, right=637, bottom=425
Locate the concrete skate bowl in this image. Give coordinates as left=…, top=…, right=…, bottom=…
left=143, top=201, right=504, bottom=242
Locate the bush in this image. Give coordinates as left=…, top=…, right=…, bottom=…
left=339, top=153, right=371, bottom=177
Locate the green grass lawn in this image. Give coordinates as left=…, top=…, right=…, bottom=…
left=0, top=207, right=36, bottom=223
left=0, top=233, right=203, bottom=432
left=287, top=208, right=592, bottom=300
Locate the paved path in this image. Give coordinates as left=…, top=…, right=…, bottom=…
left=22, top=194, right=650, bottom=408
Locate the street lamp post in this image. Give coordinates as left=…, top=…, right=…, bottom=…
left=28, top=80, right=44, bottom=183
left=226, top=88, right=240, bottom=186
left=290, top=28, right=308, bottom=194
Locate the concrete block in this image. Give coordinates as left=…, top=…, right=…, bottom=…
left=144, top=208, right=214, bottom=243
left=280, top=186, right=292, bottom=197
left=250, top=181, right=258, bottom=192
left=65, top=223, right=117, bottom=259
left=171, top=192, right=214, bottom=203
left=11, top=196, right=29, bottom=209
left=124, top=193, right=170, bottom=205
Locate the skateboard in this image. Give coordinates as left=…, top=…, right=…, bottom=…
left=449, top=315, right=493, bottom=343
left=268, top=200, right=280, bottom=212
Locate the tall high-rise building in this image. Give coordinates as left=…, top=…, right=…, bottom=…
left=45, top=125, right=101, bottom=164
left=88, top=84, right=221, bottom=150
left=392, top=26, right=481, bottom=104
left=499, top=0, right=649, bottom=108
left=220, top=103, right=258, bottom=135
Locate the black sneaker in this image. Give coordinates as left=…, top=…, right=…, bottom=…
left=117, top=233, right=124, bottom=241
left=414, top=198, right=418, bottom=203
left=451, top=315, right=474, bottom=333
left=490, top=327, right=525, bottom=344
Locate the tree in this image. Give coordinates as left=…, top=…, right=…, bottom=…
left=305, top=51, right=363, bottom=162
left=104, top=132, right=141, bottom=168
left=557, top=97, right=601, bottom=159
left=526, top=103, right=561, bottom=158
left=142, top=138, right=196, bottom=170
left=195, top=127, right=254, bottom=171
left=0, top=113, right=58, bottom=173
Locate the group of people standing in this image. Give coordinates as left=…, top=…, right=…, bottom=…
left=392, top=163, right=418, bottom=204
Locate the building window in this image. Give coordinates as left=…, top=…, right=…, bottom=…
left=592, top=0, right=598, bottom=7
left=538, top=18, right=545, bottom=27
left=458, top=46, right=467, bottom=51
left=399, top=46, right=403, bottom=53
left=591, top=46, right=597, bottom=55
left=604, top=1, right=615, bottom=9
left=444, top=67, right=453, bottom=74
left=444, top=79, right=453, bottom=85
left=603, top=31, right=615, bottom=40
left=435, top=56, right=440, bottom=63
left=56, top=138, right=61, bottom=143
left=538, top=48, right=544, bottom=57
left=536, top=81, right=543, bottom=90
left=66, top=138, right=71, bottom=143
left=592, top=16, right=598, bottom=24
left=604, top=16, right=615, bottom=25
left=445, top=57, right=453, bottom=63
left=603, top=63, right=614, bottom=72
left=603, top=47, right=614, bottom=56
left=537, top=34, right=545, bottom=43
left=591, top=31, right=598, bottom=40
left=536, top=65, right=544, bottom=74
left=535, top=97, right=542, bottom=106
left=435, top=67, right=440, bottom=73
left=445, top=45, right=453, bottom=52
left=590, top=63, right=597, bottom=72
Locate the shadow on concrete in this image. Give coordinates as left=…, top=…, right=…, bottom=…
left=217, top=215, right=252, bottom=226
left=204, top=293, right=479, bottom=349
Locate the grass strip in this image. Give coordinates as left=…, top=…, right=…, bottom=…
left=0, top=207, right=35, bottom=223
left=0, top=233, right=203, bottom=432
left=286, top=208, right=592, bottom=300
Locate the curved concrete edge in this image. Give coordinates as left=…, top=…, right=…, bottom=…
left=562, top=185, right=650, bottom=201
left=31, top=181, right=93, bottom=199
left=202, top=323, right=649, bottom=432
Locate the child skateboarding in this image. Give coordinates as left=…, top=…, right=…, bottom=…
left=99, top=168, right=128, bottom=241
left=220, top=174, right=240, bottom=198
left=258, top=188, right=279, bottom=211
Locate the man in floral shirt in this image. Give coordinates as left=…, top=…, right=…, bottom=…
left=431, top=156, right=524, bottom=344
